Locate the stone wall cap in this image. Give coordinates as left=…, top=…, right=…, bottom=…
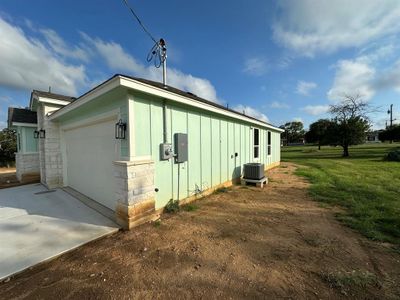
left=114, top=159, right=155, bottom=166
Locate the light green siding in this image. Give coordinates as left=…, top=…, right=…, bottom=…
left=57, top=89, right=128, bottom=158
left=132, top=91, right=281, bottom=209
left=16, top=126, right=38, bottom=153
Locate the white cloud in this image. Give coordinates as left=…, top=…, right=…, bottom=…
left=232, top=105, right=269, bottom=122
left=0, top=96, right=11, bottom=103
left=270, top=101, right=290, bottom=109
left=293, top=117, right=303, bottom=123
left=0, top=17, right=87, bottom=96
left=41, top=29, right=90, bottom=62
left=243, top=57, right=268, bottom=76
left=301, top=105, right=330, bottom=116
left=327, top=59, right=376, bottom=101
left=273, top=0, right=400, bottom=57
left=296, top=80, right=317, bottom=96
left=82, top=34, right=220, bottom=102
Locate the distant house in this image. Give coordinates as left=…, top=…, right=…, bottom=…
left=365, top=130, right=382, bottom=143
left=8, top=74, right=283, bottom=229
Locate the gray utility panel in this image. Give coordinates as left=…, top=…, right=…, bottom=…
left=174, top=133, right=188, bottom=163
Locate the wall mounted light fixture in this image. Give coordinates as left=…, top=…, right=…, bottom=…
left=39, top=129, right=46, bottom=139
left=115, top=119, right=126, bottom=139
left=33, top=130, right=40, bottom=139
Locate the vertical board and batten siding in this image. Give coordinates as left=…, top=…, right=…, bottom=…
left=133, top=93, right=281, bottom=209
left=16, top=126, right=38, bottom=153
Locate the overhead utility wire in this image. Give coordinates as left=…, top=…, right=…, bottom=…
left=121, top=0, right=167, bottom=69
left=122, top=0, right=157, bottom=44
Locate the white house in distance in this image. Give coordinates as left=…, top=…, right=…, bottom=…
left=8, top=74, right=283, bottom=229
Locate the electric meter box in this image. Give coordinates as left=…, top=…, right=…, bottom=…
left=174, top=133, right=188, bottom=163
left=159, top=143, right=173, bottom=160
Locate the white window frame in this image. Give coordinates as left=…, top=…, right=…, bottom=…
left=253, top=128, right=259, bottom=159
left=267, top=131, right=271, bottom=156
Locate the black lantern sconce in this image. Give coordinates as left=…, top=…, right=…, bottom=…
left=39, top=129, right=46, bottom=139
left=33, top=130, right=40, bottom=139
left=115, top=119, right=127, bottom=139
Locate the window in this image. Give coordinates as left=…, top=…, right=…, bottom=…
left=253, top=128, right=259, bottom=158
left=267, top=131, right=271, bottom=156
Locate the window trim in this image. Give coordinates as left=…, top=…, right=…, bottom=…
left=267, top=131, right=271, bottom=156
left=253, top=128, right=259, bottom=159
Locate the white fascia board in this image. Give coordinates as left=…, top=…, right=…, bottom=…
left=49, top=77, right=121, bottom=120
left=120, top=77, right=284, bottom=132
left=49, top=75, right=284, bottom=132
left=38, top=97, right=71, bottom=106
left=12, top=122, right=37, bottom=127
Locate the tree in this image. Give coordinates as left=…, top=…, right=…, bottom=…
left=0, top=128, right=17, bottom=166
left=280, top=121, right=305, bottom=145
left=328, top=94, right=370, bottom=157
left=379, top=124, right=400, bottom=142
left=305, top=119, right=332, bottom=150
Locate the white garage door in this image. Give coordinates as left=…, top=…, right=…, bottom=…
left=64, top=118, right=117, bottom=211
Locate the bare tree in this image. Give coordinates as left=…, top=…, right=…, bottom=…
left=329, top=94, right=370, bottom=157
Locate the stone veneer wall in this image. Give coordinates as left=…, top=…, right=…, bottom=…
left=15, top=152, right=40, bottom=182
left=38, top=104, right=64, bottom=189
left=113, top=159, right=156, bottom=229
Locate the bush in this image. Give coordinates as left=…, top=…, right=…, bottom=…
left=385, top=149, right=400, bottom=162
left=164, top=199, right=180, bottom=213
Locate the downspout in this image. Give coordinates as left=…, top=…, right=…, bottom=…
left=162, top=99, right=167, bottom=143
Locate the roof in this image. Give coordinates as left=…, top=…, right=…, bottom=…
left=120, top=75, right=279, bottom=129
left=8, top=107, right=37, bottom=127
left=32, top=90, right=76, bottom=102
left=49, top=74, right=284, bottom=132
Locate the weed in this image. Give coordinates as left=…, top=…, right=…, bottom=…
left=321, top=270, right=378, bottom=293
left=183, top=203, right=199, bottom=212
left=153, top=219, right=162, bottom=227
left=215, top=187, right=229, bottom=194
left=164, top=199, right=180, bottom=213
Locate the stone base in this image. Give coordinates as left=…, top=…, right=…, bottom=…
left=20, top=172, right=40, bottom=184
left=115, top=198, right=157, bottom=230
left=15, top=152, right=40, bottom=182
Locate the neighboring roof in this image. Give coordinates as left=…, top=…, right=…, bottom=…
left=8, top=107, right=37, bottom=127
left=32, top=90, right=76, bottom=102
left=49, top=74, right=284, bottom=132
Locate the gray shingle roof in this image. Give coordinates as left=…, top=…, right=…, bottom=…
left=8, top=107, right=37, bottom=127
left=32, top=90, right=76, bottom=102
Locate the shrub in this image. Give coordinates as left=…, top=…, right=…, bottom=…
left=385, top=149, right=400, bottom=162
left=164, top=199, right=180, bottom=213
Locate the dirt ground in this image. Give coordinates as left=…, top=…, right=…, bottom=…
left=0, top=168, right=19, bottom=189
left=0, top=168, right=39, bottom=189
left=1, top=163, right=400, bottom=299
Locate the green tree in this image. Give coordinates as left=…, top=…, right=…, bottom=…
left=305, top=119, right=332, bottom=150
left=280, top=121, right=305, bottom=145
left=328, top=94, right=370, bottom=157
left=0, top=128, right=17, bottom=166
left=378, top=124, right=400, bottom=142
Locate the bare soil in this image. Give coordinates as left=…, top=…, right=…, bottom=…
left=0, top=168, right=19, bottom=189
left=1, top=163, right=399, bottom=299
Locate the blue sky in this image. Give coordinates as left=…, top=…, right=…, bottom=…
left=1, top=0, right=400, bottom=129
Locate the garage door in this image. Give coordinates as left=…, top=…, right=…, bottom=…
left=64, top=118, right=117, bottom=211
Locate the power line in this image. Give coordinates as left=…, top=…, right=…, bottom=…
left=122, top=0, right=158, bottom=44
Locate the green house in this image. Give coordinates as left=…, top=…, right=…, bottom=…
left=9, top=74, right=283, bottom=229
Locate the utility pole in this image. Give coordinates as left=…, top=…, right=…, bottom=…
left=388, top=104, right=394, bottom=144
left=388, top=104, right=393, bottom=128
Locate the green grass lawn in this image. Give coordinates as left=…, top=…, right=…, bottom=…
left=282, top=143, right=400, bottom=247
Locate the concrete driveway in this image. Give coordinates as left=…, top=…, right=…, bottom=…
left=0, top=184, right=119, bottom=280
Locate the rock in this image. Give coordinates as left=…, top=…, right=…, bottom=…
left=90, top=273, right=95, bottom=277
